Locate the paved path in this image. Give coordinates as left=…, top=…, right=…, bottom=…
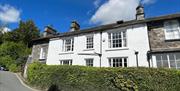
left=0, top=71, right=34, bottom=91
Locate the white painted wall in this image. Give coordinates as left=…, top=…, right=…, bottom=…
left=101, top=24, right=150, bottom=67
left=46, top=23, right=150, bottom=67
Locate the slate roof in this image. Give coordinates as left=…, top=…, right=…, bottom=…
left=33, top=13, right=180, bottom=41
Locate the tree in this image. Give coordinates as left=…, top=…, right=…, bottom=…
left=0, top=42, right=31, bottom=65
left=2, top=20, right=40, bottom=46
left=17, top=20, right=40, bottom=46
left=0, top=20, right=40, bottom=72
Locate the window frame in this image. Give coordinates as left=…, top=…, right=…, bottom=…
left=108, top=57, right=128, bottom=67
left=62, top=38, right=74, bottom=52
left=39, top=47, right=46, bottom=59
left=60, top=60, right=72, bottom=65
left=164, top=20, right=180, bottom=40
left=155, top=53, right=180, bottom=69
left=108, top=30, right=127, bottom=48
left=85, top=58, right=94, bottom=67
left=86, top=35, right=94, bottom=49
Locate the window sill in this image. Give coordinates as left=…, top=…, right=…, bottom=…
left=83, top=49, right=95, bottom=51
left=39, top=58, right=46, bottom=60
left=105, top=48, right=129, bottom=51
left=165, top=39, right=180, bottom=42
left=59, top=52, right=74, bottom=55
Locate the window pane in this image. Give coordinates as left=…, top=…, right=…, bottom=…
left=124, top=58, right=127, bottom=67
left=40, top=47, right=47, bottom=59
left=108, top=34, right=111, bottom=48
left=64, top=39, right=74, bottom=52
left=169, top=54, right=176, bottom=68
left=176, top=53, right=180, bottom=68
left=61, top=60, right=72, bottom=65
left=86, top=36, right=93, bottom=49
left=86, top=59, right=93, bottom=67
left=109, top=57, right=127, bottom=67
left=164, top=20, right=180, bottom=39
left=162, top=54, right=169, bottom=68
left=109, top=59, right=111, bottom=67
left=156, top=55, right=162, bottom=68
left=123, top=31, right=127, bottom=47
left=108, top=31, right=126, bottom=48
left=113, top=59, right=116, bottom=67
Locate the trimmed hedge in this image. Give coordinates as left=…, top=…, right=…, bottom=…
left=27, top=62, right=180, bottom=91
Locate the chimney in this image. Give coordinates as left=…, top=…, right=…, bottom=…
left=70, top=21, right=80, bottom=32
left=136, top=4, right=145, bottom=20
left=43, top=25, right=57, bottom=37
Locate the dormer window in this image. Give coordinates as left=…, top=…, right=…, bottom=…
left=63, top=38, right=74, bottom=52
left=164, top=20, right=180, bottom=40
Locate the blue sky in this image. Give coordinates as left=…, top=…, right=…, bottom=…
left=0, top=0, right=180, bottom=33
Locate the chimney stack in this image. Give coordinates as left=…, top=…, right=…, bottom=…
left=43, top=25, right=57, bottom=37
left=136, top=4, right=145, bottom=20
left=70, top=21, right=80, bottom=32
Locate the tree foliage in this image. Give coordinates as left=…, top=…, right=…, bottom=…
left=0, top=42, right=31, bottom=71
left=0, top=20, right=40, bottom=72
left=2, top=20, right=40, bottom=46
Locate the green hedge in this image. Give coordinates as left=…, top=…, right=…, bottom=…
left=27, top=62, right=180, bottom=91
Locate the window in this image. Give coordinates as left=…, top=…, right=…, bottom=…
left=86, top=36, right=94, bottom=49
left=39, top=47, right=46, bottom=59
left=155, top=53, right=180, bottom=69
left=109, top=57, right=128, bottom=67
left=60, top=60, right=72, bottom=65
left=108, top=31, right=127, bottom=48
left=164, top=20, right=180, bottom=40
left=85, top=59, right=93, bottom=67
left=63, top=38, right=74, bottom=52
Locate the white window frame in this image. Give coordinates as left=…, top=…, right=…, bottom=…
left=109, top=57, right=128, bottom=67
left=85, top=59, right=93, bottom=67
left=63, top=38, right=74, bottom=52
left=39, top=47, right=46, bottom=59
left=108, top=31, right=127, bottom=48
left=60, top=60, right=72, bottom=65
left=155, top=53, right=180, bottom=69
left=164, top=20, right=180, bottom=40
left=86, top=35, right=94, bottom=49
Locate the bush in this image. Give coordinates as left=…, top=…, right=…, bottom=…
left=0, top=42, right=31, bottom=72
left=0, top=56, right=15, bottom=68
left=9, top=64, right=20, bottom=72
left=27, top=62, right=180, bottom=91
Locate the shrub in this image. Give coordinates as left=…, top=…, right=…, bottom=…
left=0, top=56, right=15, bottom=69
left=0, top=42, right=31, bottom=72
left=9, top=64, right=20, bottom=72
left=27, top=62, right=180, bottom=91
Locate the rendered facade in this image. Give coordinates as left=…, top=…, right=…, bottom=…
left=29, top=5, right=180, bottom=69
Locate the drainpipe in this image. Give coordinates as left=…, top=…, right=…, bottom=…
left=135, top=51, right=139, bottom=67
left=147, top=51, right=151, bottom=68
left=99, top=31, right=102, bottom=68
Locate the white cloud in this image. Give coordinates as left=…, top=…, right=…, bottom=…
left=90, top=0, right=140, bottom=24
left=142, top=0, right=156, bottom=5
left=0, top=4, right=21, bottom=23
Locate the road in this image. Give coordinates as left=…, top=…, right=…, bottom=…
left=0, top=71, right=34, bottom=91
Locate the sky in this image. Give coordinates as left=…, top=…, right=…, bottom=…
left=0, top=0, right=180, bottom=32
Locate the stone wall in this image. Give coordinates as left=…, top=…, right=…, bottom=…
left=148, top=19, right=180, bottom=51
left=31, top=42, right=49, bottom=63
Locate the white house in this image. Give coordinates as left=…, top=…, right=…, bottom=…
left=46, top=5, right=150, bottom=67
left=29, top=5, right=180, bottom=69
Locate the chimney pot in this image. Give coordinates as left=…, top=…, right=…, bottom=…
left=70, top=21, right=80, bottom=32
left=43, top=25, right=57, bottom=37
